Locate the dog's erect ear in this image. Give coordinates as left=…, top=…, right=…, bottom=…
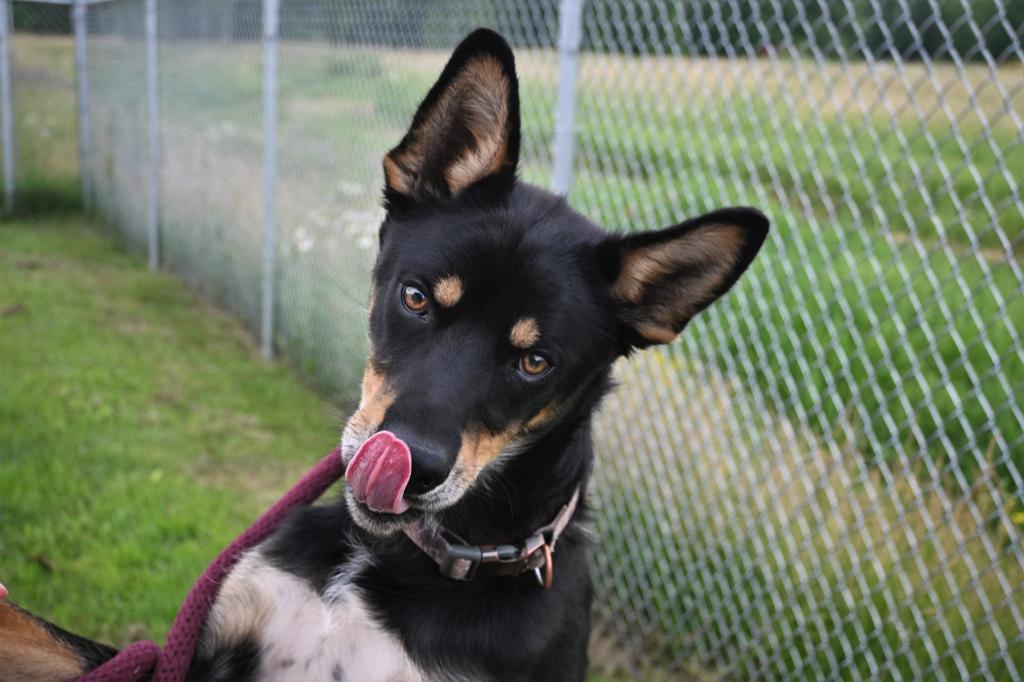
left=600, top=207, right=769, bottom=349
left=383, top=28, right=520, bottom=208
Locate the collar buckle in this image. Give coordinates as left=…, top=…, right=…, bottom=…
left=439, top=538, right=541, bottom=582
left=521, top=532, right=554, bottom=590
left=438, top=542, right=482, bottom=581
left=405, top=486, right=580, bottom=589
left=531, top=543, right=554, bottom=590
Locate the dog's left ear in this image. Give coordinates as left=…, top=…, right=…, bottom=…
left=383, top=28, right=520, bottom=208
left=599, top=207, right=769, bottom=349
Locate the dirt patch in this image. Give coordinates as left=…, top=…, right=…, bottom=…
left=15, top=258, right=44, bottom=270
left=590, top=626, right=723, bottom=681
left=12, top=65, right=73, bottom=90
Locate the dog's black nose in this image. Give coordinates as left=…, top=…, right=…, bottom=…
left=406, top=444, right=450, bottom=495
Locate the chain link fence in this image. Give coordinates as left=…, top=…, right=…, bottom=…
left=7, top=0, right=1024, bottom=678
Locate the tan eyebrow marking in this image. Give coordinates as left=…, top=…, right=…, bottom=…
left=433, top=276, right=464, bottom=308
left=509, top=317, right=541, bottom=349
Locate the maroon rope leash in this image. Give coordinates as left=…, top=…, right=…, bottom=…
left=78, top=448, right=346, bottom=682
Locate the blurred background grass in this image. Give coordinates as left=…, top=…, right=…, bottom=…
left=2, top=28, right=1021, bottom=680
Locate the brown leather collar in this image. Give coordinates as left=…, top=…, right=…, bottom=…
left=402, top=487, right=580, bottom=590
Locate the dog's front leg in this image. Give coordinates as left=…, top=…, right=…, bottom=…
left=0, top=596, right=117, bottom=682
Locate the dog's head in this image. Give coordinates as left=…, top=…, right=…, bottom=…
left=342, top=29, right=768, bottom=535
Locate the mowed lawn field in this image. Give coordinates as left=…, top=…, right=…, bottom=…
left=0, top=215, right=341, bottom=645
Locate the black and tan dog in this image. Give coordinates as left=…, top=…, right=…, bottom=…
left=0, top=28, right=767, bottom=681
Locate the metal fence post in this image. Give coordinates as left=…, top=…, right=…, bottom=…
left=72, top=0, right=91, bottom=210
left=552, top=0, right=583, bottom=196
left=145, top=0, right=159, bottom=270
left=0, top=0, right=14, bottom=215
left=260, top=0, right=279, bottom=359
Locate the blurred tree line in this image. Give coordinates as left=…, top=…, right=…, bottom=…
left=11, top=0, right=1023, bottom=62
left=582, top=0, right=1023, bottom=60
left=12, top=3, right=71, bottom=34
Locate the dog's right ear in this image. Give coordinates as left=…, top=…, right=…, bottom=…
left=383, top=28, right=520, bottom=210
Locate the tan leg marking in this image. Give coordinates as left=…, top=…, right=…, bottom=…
left=0, top=602, right=85, bottom=681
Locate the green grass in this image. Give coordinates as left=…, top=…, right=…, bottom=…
left=0, top=214, right=341, bottom=646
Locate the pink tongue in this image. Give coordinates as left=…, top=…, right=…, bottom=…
left=345, top=431, right=411, bottom=514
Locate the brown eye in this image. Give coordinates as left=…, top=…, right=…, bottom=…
left=518, top=352, right=551, bottom=378
left=401, top=284, right=429, bottom=314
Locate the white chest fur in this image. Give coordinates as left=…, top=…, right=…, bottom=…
left=203, top=550, right=424, bottom=682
